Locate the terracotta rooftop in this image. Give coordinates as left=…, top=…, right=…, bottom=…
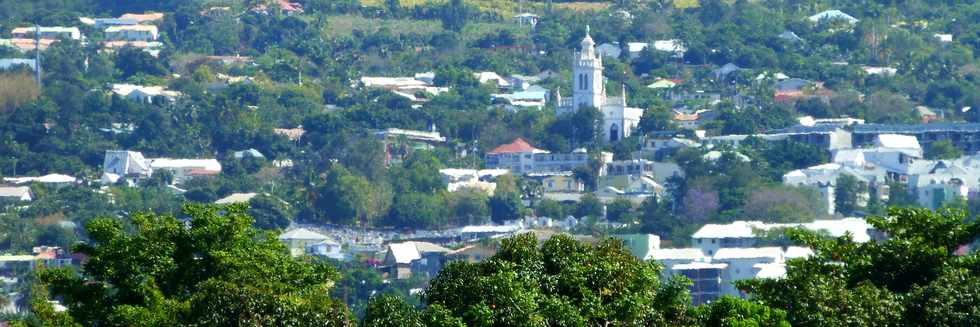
left=488, top=138, right=544, bottom=154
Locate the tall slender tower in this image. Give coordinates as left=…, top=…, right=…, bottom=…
left=571, top=25, right=604, bottom=110
left=34, top=24, right=42, bottom=89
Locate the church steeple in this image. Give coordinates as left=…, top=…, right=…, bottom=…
left=580, top=25, right=595, bottom=58
left=572, top=24, right=604, bottom=111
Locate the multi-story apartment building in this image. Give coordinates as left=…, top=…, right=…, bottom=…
left=485, top=138, right=594, bottom=174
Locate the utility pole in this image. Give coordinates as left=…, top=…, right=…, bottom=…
left=34, top=24, right=42, bottom=89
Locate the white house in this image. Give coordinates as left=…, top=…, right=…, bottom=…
left=484, top=138, right=595, bottom=174
left=102, top=150, right=221, bottom=185
left=474, top=71, right=511, bottom=90
left=649, top=248, right=708, bottom=271
left=11, top=27, right=82, bottom=40
left=105, top=25, right=159, bottom=41
left=808, top=10, right=858, bottom=24
left=712, top=247, right=784, bottom=295
left=148, top=158, right=222, bottom=183
left=384, top=241, right=451, bottom=279
left=214, top=192, right=258, bottom=204
left=652, top=39, right=686, bottom=58
left=307, top=239, right=345, bottom=260
left=0, top=186, right=33, bottom=202
left=672, top=262, right=727, bottom=305
left=102, top=150, right=153, bottom=183
left=112, top=84, right=182, bottom=104
left=278, top=228, right=333, bottom=257
left=3, top=174, right=78, bottom=187
left=556, top=26, right=644, bottom=143
left=692, top=218, right=875, bottom=256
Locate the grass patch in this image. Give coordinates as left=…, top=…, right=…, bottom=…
left=673, top=0, right=700, bottom=8
left=553, top=2, right=611, bottom=11
left=323, top=14, right=529, bottom=41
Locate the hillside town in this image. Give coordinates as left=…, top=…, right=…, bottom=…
left=1, top=0, right=980, bottom=325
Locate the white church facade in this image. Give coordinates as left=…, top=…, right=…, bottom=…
left=557, top=26, right=645, bottom=143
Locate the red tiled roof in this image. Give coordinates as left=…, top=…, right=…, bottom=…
left=673, top=112, right=699, bottom=122
left=488, top=138, right=540, bottom=154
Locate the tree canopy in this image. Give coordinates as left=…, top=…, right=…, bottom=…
left=34, top=204, right=352, bottom=326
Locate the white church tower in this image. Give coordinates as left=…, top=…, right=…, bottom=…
left=557, top=25, right=644, bottom=143
left=571, top=25, right=604, bottom=111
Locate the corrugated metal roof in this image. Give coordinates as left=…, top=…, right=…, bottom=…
left=853, top=123, right=980, bottom=134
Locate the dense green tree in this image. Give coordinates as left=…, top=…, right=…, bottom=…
left=489, top=191, right=523, bottom=223
left=36, top=204, right=352, bottom=326
left=534, top=198, right=569, bottom=219
left=606, top=198, right=635, bottom=222
left=834, top=174, right=865, bottom=215
left=741, top=207, right=980, bottom=326
left=886, top=181, right=917, bottom=208
left=637, top=107, right=676, bottom=134
left=422, top=233, right=694, bottom=326
left=247, top=194, right=294, bottom=230
left=447, top=188, right=490, bottom=226
left=389, top=192, right=448, bottom=228
left=575, top=193, right=604, bottom=219
left=924, top=140, right=963, bottom=160
left=692, top=297, right=790, bottom=327
left=313, top=165, right=388, bottom=226
left=115, top=46, right=168, bottom=79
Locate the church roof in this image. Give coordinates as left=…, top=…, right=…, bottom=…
left=488, top=138, right=547, bottom=154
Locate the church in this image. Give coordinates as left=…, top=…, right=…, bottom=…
left=556, top=26, right=645, bottom=143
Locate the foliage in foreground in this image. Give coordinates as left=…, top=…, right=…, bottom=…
left=363, top=232, right=790, bottom=327
left=21, top=205, right=980, bottom=326
left=741, top=207, right=980, bottom=326
left=33, top=204, right=352, bottom=326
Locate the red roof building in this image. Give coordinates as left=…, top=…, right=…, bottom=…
left=487, top=138, right=545, bottom=155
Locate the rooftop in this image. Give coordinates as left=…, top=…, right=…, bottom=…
left=875, top=134, right=921, bottom=149
left=119, top=13, right=165, bottom=22
left=3, top=174, right=77, bottom=184
left=215, top=192, right=259, bottom=204
left=278, top=228, right=330, bottom=241
left=852, top=123, right=980, bottom=134
left=105, top=25, right=158, bottom=32
left=0, top=186, right=31, bottom=198
left=649, top=248, right=707, bottom=261
left=713, top=247, right=784, bottom=260
left=672, top=262, right=728, bottom=270
left=388, top=241, right=451, bottom=264
left=487, top=138, right=548, bottom=155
